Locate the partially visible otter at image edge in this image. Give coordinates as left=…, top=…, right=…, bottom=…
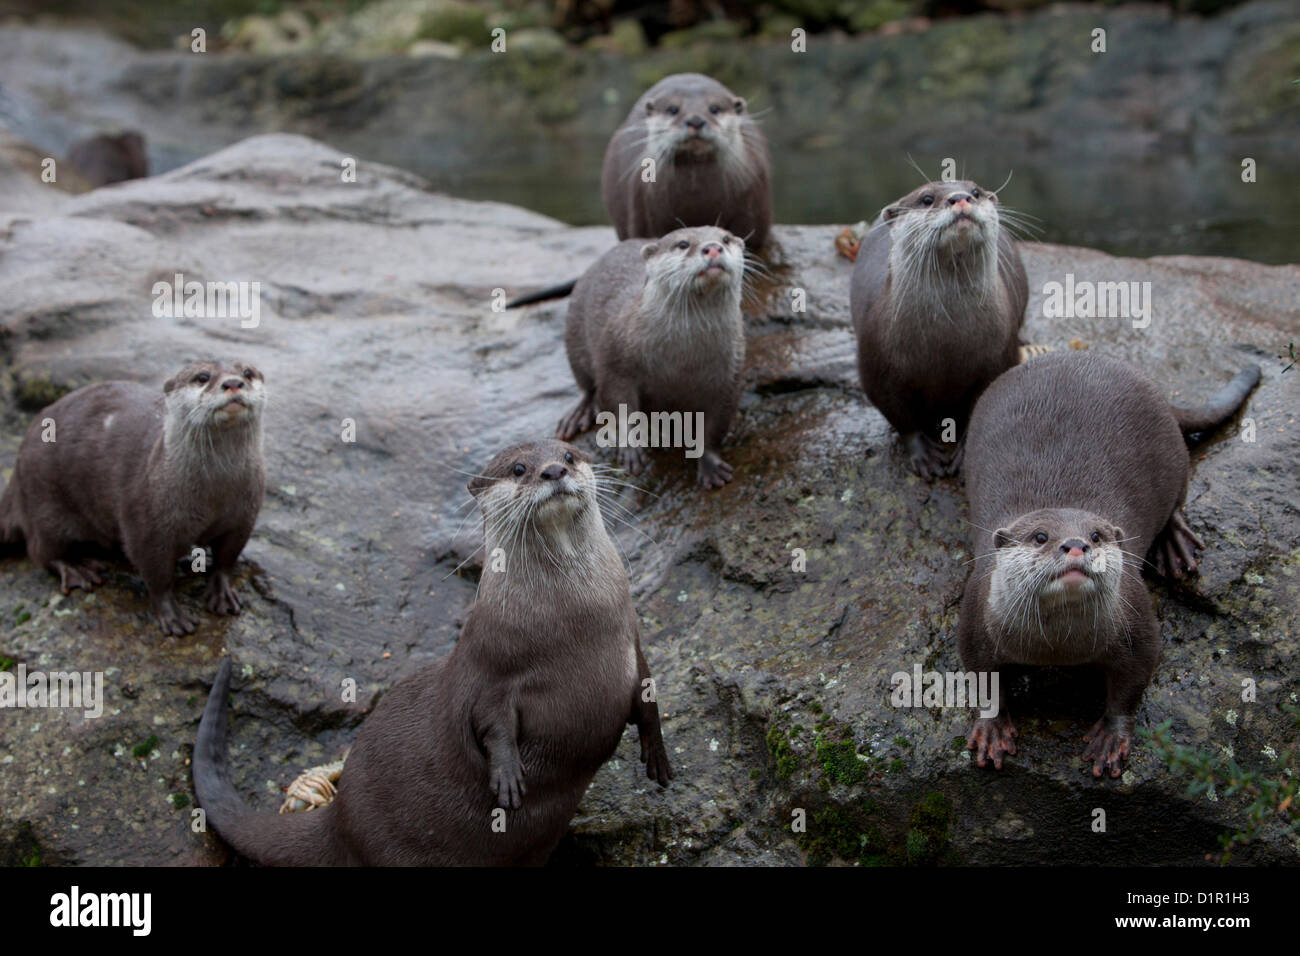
left=851, top=179, right=1028, bottom=479
left=602, top=72, right=772, bottom=252
left=958, top=353, right=1260, bottom=778
left=0, top=361, right=266, bottom=635
left=67, top=131, right=149, bottom=187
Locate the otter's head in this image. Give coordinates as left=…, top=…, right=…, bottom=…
left=163, top=360, right=265, bottom=435
left=881, top=180, right=1001, bottom=261
left=641, top=226, right=745, bottom=302
left=987, top=508, right=1124, bottom=630
left=468, top=440, right=604, bottom=549
left=640, top=74, right=753, bottom=176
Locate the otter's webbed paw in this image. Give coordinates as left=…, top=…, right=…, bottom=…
left=1151, top=509, right=1204, bottom=580
left=904, top=432, right=961, bottom=480
left=619, top=445, right=648, bottom=477
left=53, top=559, right=103, bottom=594
left=1082, top=717, right=1132, bottom=779
left=556, top=394, right=597, bottom=441
left=490, top=754, right=527, bottom=810
left=697, top=451, right=734, bottom=489
left=204, top=571, right=243, bottom=615
left=640, top=730, right=674, bottom=787
left=968, top=714, right=1018, bottom=770
left=154, top=594, right=197, bottom=637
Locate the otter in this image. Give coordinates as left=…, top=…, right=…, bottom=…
left=0, top=360, right=266, bottom=636
left=557, top=225, right=745, bottom=489
left=850, top=179, right=1028, bottom=479
left=603, top=72, right=772, bottom=251
left=193, top=439, right=672, bottom=866
left=66, top=131, right=149, bottom=187
left=958, top=353, right=1260, bottom=777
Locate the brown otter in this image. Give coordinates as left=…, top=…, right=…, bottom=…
left=557, top=225, right=745, bottom=489
left=193, top=439, right=672, bottom=865
left=0, top=361, right=266, bottom=636
left=66, top=131, right=149, bottom=187
left=850, top=179, right=1028, bottom=479
left=958, top=353, right=1260, bottom=777
left=602, top=72, right=772, bottom=252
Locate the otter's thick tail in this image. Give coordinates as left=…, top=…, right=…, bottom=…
left=193, top=659, right=345, bottom=865
left=1173, top=364, right=1262, bottom=436
left=506, top=278, right=578, bottom=309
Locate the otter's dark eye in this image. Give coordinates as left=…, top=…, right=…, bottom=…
left=1034, top=532, right=1048, bottom=545
left=1091, top=531, right=1101, bottom=543
left=677, top=240, right=690, bottom=249
left=564, top=452, right=574, bottom=464
left=709, top=104, right=722, bottom=114
left=666, top=105, right=680, bottom=116
left=920, top=195, right=935, bottom=206
left=971, top=188, right=982, bottom=198
left=243, top=368, right=255, bottom=381
left=194, top=372, right=210, bottom=384
left=723, top=235, right=734, bottom=243
left=733, top=99, right=744, bottom=113
left=512, top=463, right=526, bottom=477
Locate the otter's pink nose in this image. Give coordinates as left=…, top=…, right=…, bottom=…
left=701, top=243, right=723, bottom=259
left=1061, top=542, right=1089, bottom=559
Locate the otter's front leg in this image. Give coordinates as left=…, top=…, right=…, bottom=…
left=204, top=526, right=254, bottom=615
left=1083, top=652, right=1157, bottom=780
left=125, top=534, right=195, bottom=636
left=903, top=431, right=960, bottom=480
left=598, top=379, right=648, bottom=476
left=696, top=382, right=738, bottom=489
left=629, top=640, right=673, bottom=787
left=474, top=695, right=526, bottom=809
left=958, top=602, right=1016, bottom=769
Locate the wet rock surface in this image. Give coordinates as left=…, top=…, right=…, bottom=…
left=0, top=133, right=1296, bottom=866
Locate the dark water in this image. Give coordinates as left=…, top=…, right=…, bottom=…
left=415, top=137, right=1297, bottom=265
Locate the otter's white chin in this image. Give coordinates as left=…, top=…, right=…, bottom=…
left=1040, top=572, right=1097, bottom=602
left=675, top=135, right=716, bottom=157
left=537, top=488, right=587, bottom=518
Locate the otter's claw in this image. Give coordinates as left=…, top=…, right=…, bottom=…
left=1082, top=719, right=1131, bottom=779
left=204, top=571, right=243, bottom=615
left=53, top=559, right=103, bottom=594
left=1152, top=509, right=1203, bottom=579
left=969, top=715, right=1018, bottom=770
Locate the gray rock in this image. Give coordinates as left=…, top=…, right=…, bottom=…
left=0, top=133, right=1296, bottom=866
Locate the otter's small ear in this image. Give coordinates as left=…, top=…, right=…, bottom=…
left=467, top=474, right=493, bottom=498
left=641, top=242, right=659, bottom=260
left=733, top=98, right=745, bottom=114
left=645, top=100, right=655, bottom=114
left=882, top=204, right=903, bottom=221
left=1110, top=524, right=1124, bottom=543
left=994, top=528, right=1015, bottom=549
left=163, top=370, right=188, bottom=394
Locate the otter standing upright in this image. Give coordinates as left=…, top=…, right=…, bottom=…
left=0, top=360, right=266, bottom=635
left=850, top=180, right=1028, bottom=478
left=194, top=440, right=672, bottom=866
left=558, top=225, right=746, bottom=488
left=958, top=353, right=1260, bottom=777
left=602, top=72, right=772, bottom=251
